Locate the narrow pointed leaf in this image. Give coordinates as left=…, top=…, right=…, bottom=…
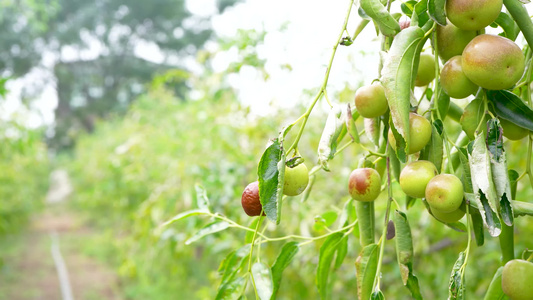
left=161, top=209, right=209, bottom=227
left=428, top=0, right=446, bottom=26
left=490, top=12, right=519, bottom=40
left=271, top=242, right=300, bottom=300
left=252, top=263, right=273, bottom=300
left=334, top=235, right=349, bottom=270
left=511, top=200, right=533, bottom=217
left=317, top=233, right=344, bottom=299
left=355, top=243, right=379, bottom=300
left=186, top=221, right=230, bottom=245
left=448, top=251, right=466, bottom=300
left=483, top=267, right=506, bottom=300
left=195, top=184, right=211, bottom=211
left=216, top=276, right=246, bottom=300
left=360, top=0, right=401, bottom=36
left=365, top=117, right=381, bottom=147
left=258, top=138, right=284, bottom=223
left=381, top=27, right=426, bottom=162
left=487, top=90, right=533, bottom=131
left=318, top=105, right=347, bottom=171
left=347, top=104, right=361, bottom=143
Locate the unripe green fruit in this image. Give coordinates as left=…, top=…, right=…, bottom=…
left=446, top=0, right=502, bottom=31
left=425, top=174, right=464, bottom=213
left=400, top=160, right=438, bottom=198
left=462, top=34, right=525, bottom=90
left=388, top=112, right=432, bottom=154
left=440, top=56, right=478, bottom=99
left=415, top=53, right=436, bottom=87
left=500, top=118, right=529, bottom=141
left=354, top=82, right=389, bottom=118
left=502, top=259, right=533, bottom=300
left=348, top=168, right=382, bottom=202
left=436, top=23, right=477, bottom=62
left=241, top=181, right=265, bottom=216
left=283, top=163, right=309, bottom=196
left=431, top=207, right=465, bottom=223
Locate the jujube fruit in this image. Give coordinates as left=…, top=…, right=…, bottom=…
left=348, top=168, right=382, bottom=202
left=400, top=160, right=438, bottom=198
left=462, top=34, right=525, bottom=90
left=283, top=162, right=309, bottom=196
left=500, top=118, right=530, bottom=141
left=415, top=53, right=436, bottom=87
left=241, top=181, right=265, bottom=216
left=501, top=259, right=533, bottom=300
left=436, top=23, right=477, bottom=62
left=425, top=174, right=464, bottom=213
left=440, top=55, right=478, bottom=99
left=431, top=207, right=465, bottom=223
left=354, top=82, right=389, bottom=118
left=388, top=112, right=432, bottom=154
left=446, top=0, right=502, bottom=31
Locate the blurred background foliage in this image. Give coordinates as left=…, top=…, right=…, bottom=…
left=0, top=120, right=49, bottom=236
left=0, top=0, right=532, bottom=299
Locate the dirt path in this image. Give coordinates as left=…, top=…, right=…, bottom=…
left=0, top=205, right=123, bottom=300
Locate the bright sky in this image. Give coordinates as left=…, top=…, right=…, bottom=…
left=0, top=0, right=527, bottom=128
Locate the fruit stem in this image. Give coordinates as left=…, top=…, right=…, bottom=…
left=504, top=0, right=533, bottom=48
left=499, top=223, right=515, bottom=265
left=286, top=0, right=355, bottom=154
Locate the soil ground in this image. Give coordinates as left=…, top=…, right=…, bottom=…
left=0, top=204, right=123, bottom=300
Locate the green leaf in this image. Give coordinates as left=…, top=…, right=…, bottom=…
left=355, top=243, right=379, bottom=300
left=218, top=245, right=252, bottom=286
left=393, top=211, right=422, bottom=300
left=487, top=119, right=504, bottom=161
left=318, top=105, right=347, bottom=171
left=457, top=148, right=473, bottom=193
left=252, top=262, right=273, bottom=300
left=483, top=267, right=508, bottom=300
left=469, top=205, right=485, bottom=246
left=271, top=242, right=299, bottom=300
left=461, top=97, right=487, bottom=140
left=347, top=104, right=361, bottom=143
left=487, top=120, right=514, bottom=226
left=425, top=120, right=444, bottom=172
left=216, top=276, right=246, bottom=300
left=428, top=0, right=446, bottom=26
left=371, top=290, right=385, bottom=300
left=195, top=184, right=211, bottom=211
left=434, top=83, right=450, bottom=121
left=401, top=1, right=417, bottom=16
left=410, top=0, right=430, bottom=27
left=364, top=117, right=381, bottom=147
left=508, top=169, right=519, bottom=199
left=448, top=251, right=466, bottom=300
left=160, top=209, right=209, bottom=227
left=360, top=0, right=401, bottom=36
left=334, top=235, right=349, bottom=270
left=186, top=221, right=230, bottom=245
left=468, top=135, right=502, bottom=237
left=511, top=200, right=533, bottom=217
left=405, top=195, right=417, bottom=210
left=487, top=90, right=533, bottom=131
left=388, top=146, right=401, bottom=183
left=258, top=138, right=285, bottom=223
left=491, top=12, right=519, bottom=41
left=381, top=26, right=426, bottom=162
left=316, top=232, right=344, bottom=299
left=393, top=210, right=414, bottom=284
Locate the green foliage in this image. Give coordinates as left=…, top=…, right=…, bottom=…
left=0, top=122, right=49, bottom=236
